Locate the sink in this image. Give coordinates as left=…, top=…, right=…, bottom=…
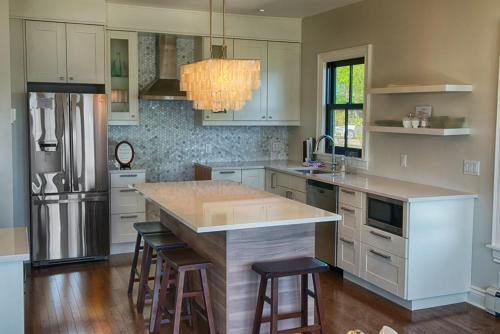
left=291, top=169, right=333, bottom=175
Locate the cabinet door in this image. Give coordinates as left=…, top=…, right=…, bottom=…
left=202, top=37, right=235, bottom=120
left=66, top=24, right=105, bottom=84
left=26, top=20, right=67, bottom=83
left=265, top=170, right=279, bottom=193
left=233, top=40, right=268, bottom=121
left=211, top=169, right=242, bottom=183
left=110, top=188, right=146, bottom=214
left=268, top=42, right=300, bottom=121
left=241, top=169, right=265, bottom=190
left=337, top=235, right=359, bottom=276
left=107, top=31, right=139, bottom=125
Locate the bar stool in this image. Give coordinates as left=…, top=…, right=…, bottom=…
left=251, top=257, right=329, bottom=334
left=150, top=248, right=216, bottom=334
left=136, top=233, right=188, bottom=313
left=128, top=222, right=172, bottom=296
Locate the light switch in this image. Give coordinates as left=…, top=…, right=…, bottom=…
left=463, top=160, right=480, bottom=176
left=400, top=154, right=408, bottom=168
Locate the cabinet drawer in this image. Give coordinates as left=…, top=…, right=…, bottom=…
left=337, top=236, right=359, bottom=276
left=110, top=172, right=145, bottom=188
left=111, top=188, right=146, bottom=214
left=276, top=172, right=306, bottom=192
left=360, top=243, right=406, bottom=298
left=241, top=169, right=265, bottom=190
left=361, top=225, right=408, bottom=258
left=212, top=169, right=242, bottom=183
left=276, top=186, right=307, bottom=204
left=111, top=212, right=145, bottom=243
left=339, top=187, right=364, bottom=208
left=338, top=204, right=362, bottom=240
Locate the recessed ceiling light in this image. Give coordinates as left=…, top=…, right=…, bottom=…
left=258, top=9, right=265, bottom=12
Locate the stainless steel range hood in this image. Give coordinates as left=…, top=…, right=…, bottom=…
left=140, top=35, right=187, bottom=100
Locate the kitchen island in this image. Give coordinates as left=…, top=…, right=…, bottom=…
left=133, top=181, right=341, bottom=334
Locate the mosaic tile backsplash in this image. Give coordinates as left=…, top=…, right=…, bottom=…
left=108, top=33, right=289, bottom=182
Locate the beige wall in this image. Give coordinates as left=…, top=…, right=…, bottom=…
left=291, top=0, right=500, bottom=289
left=0, top=0, right=13, bottom=227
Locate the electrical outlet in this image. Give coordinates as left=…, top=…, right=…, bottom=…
left=400, top=154, right=408, bottom=168
left=463, top=160, right=480, bottom=176
left=205, top=144, right=212, bottom=154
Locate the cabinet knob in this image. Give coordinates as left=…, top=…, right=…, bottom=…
left=261, top=116, right=266, bottom=119
left=268, top=116, right=273, bottom=119
left=69, top=77, right=74, bottom=81
left=206, top=116, right=210, bottom=119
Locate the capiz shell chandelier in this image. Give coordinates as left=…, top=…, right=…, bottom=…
left=180, top=0, right=261, bottom=112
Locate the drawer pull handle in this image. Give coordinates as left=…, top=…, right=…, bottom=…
left=219, top=171, right=236, bottom=174
left=370, top=230, right=392, bottom=240
left=120, top=174, right=138, bottom=178
left=119, top=189, right=136, bottom=193
left=340, top=206, right=355, bottom=214
left=121, top=215, right=138, bottom=219
left=339, top=237, right=354, bottom=245
left=271, top=173, right=277, bottom=188
left=341, top=189, right=356, bottom=195
left=369, top=249, right=391, bottom=260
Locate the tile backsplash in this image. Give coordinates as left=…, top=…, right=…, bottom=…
left=108, top=33, right=289, bottom=182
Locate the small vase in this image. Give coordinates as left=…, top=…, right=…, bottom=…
left=111, top=52, right=122, bottom=77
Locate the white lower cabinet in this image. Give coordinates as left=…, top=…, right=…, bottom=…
left=241, top=169, right=265, bottom=190
left=110, top=170, right=146, bottom=247
left=360, top=243, right=406, bottom=298
left=337, top=235, right=360, bottom=276
left=211, top=169, right=242, bottom=183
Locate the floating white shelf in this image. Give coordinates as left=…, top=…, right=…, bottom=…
left=367, top=84, right=473, bottom=94
left=367, top=126, right=471, bottom=136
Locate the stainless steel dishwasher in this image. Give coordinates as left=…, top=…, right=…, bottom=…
left=307, top=179, right=339, bottom=267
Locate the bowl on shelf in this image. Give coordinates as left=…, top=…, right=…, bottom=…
left=374, top=120, right=402, bottom=127
left=443, top=117, right=466, bottom=128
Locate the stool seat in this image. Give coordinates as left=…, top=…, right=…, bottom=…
left=252, top=257, right=329, bottom=278
left=160, top=248, right=211, bottom=269
left=143, top=233, right=187, bottom=251
left=133, top=222, right=170, bottom=236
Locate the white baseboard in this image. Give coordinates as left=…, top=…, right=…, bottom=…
left=467, top=285, right=487, bottom=310
left=110, top=242, right=135, bottom=255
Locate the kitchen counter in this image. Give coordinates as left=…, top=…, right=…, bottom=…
left=197, top=160, right=478, bottom=202
left=0, top=227, right=29, bottom=263
left=133, top=180, right=340, bottom=233
left=133, top=180, right=339, bottom=334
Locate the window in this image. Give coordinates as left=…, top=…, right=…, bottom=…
left=325, top=57, right=365, bottom=158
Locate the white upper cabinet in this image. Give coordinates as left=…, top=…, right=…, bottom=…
left=233, top=39, right=268, bottom=121
left=66, top=24, right=105, bottom=84
left=267, top=41, right=300, bottom=122
left=26, top=21, right=67, bottom=83
left=26, top=20, right=105, bottom=84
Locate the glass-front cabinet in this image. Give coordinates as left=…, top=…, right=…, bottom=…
left=106, top=30, right=139, bottom=125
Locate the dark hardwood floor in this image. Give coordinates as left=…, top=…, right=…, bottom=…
left=26, top=254, right=500, bottom=334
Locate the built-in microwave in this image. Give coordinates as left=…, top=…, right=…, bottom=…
left=366, top=193, right=405, bottom=236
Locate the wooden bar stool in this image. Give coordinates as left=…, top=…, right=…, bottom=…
left=128, top=222, right=172, bottom=296
left=251, top=257, right=329, bottom=334
left=150, top=248, right=216, bottom=334
left=136, top=233, right=188, bottom=313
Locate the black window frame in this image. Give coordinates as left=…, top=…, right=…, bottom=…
left=325, top=57, right=365, bottom=158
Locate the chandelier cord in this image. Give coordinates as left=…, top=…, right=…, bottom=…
left=209, top=0, right=213, bottom=58
left=222, top=0, right=226, bottom=58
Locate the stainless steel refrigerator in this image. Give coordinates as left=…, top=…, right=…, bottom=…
left=29, top=92, right=109, bottom=265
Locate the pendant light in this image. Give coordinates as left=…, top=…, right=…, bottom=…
left=180, top=0, right=261, bottom=112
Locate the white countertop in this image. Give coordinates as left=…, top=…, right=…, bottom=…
left=197, top=160, right=478, bottom=202
left=0, top=227, right=30, bottom=263
left=133, top=181, right=341, bottom=233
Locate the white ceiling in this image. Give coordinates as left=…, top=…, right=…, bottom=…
left=107, top=0, right=363, bottom=18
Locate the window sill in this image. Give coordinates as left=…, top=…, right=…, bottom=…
left=486, top=244, right=500, bottom=264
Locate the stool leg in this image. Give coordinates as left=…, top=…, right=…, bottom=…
left=184, top=271, right=195, bottom=328
left=152, top=261, right=172, bottom=334
left=252, top=275, right=267, bottom=334
left=137, top=243, right=153, bottom=313
left=270, top=277, right=279, bottom=334
left=301, top=274, right=308, bottom=328
left=149, top=254, right=163, bottom=333
left=200, top=268, right=216, bottom=334
left=312, top=273, right=327, bottom=334
left=173, top=269, right=186, bottom=334
left=128, top=233, right=142, bottom=296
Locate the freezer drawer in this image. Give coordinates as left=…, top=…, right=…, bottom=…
left=31, top=193, right=110, bottom=263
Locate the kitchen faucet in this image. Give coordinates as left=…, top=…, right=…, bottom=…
left=315, top=134, right=337, bottom=171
